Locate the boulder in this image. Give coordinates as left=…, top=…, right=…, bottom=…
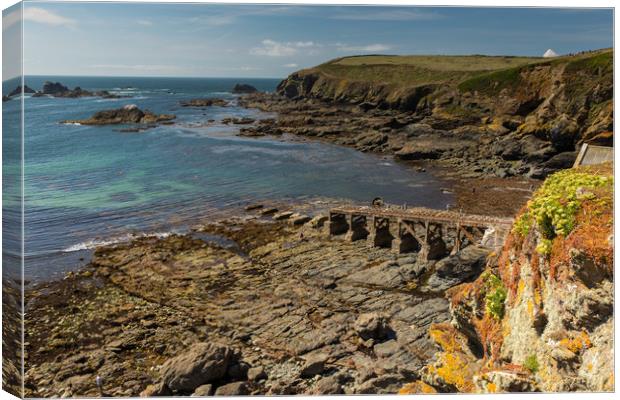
left=191, top=384, right=213, bottom=396
left=354, top=313, right=393, bottom=341
left=161, top=342, right=236, bottom=393
left=300, top=353, right=328, bottom=378
left=140, top=382, right=171, bottom=397
left=214, top=381, right=250, bottom=396
left=425, top=246, right=490, bottom=291
left=308, top=374, right=345, bottom=394
left=247, top=366, right=267, bottom=382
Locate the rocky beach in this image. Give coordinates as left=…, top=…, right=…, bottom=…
left=24, top=200, right=493, bottom=397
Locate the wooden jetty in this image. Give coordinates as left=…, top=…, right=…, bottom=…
left=327, top=205, right=514, bottom=261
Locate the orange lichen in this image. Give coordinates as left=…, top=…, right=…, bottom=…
left=398, top=381, right=437, bottom=394
left=559, top=331, right=592, bottom=354
left=428, top=323, right=478, bottom=392
left=474, top=314, right=504, bottom=363
left=486, top=382, right=497, bottom=393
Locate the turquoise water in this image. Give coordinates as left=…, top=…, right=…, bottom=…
left=3, top=76, right=452, bottom=282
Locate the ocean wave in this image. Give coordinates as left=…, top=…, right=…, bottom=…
left=63, top=122, right=82, bottom=126
left=62, top=230, right=179, bottom=252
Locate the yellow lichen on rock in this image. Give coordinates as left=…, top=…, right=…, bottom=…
left=398, top=381, right=437, bottom=394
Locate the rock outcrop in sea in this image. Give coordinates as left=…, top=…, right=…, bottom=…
left=32, top=81, right=124, bottom=99
left=232, top=83, right=258, bottom=94
left=7, top=85, right=36, bottom=97
left=61, top=104, right=176, bottom=127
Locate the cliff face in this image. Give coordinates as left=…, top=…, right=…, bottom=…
left=401, top=163, right=614, bottom=393
left=276, top=50, right=613, bottom=170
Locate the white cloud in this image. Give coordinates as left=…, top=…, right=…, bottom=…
left=137, top=19, right=153, bottom=26
left=337, top=44, right=392, bottom=53
left=331, top=9, right=441, bottom=21
left=284, top=63, right=299, bottom=68
left=5, top=7, right=77, bottom=30
left=294, top=41, right=316, bottom=48
left=251, top=39, right=320, bottom=57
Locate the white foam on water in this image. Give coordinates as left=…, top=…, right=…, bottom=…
left=62, top=230, right=179, bottom=252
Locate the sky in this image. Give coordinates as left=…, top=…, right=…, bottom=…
left=2, top=2, right=614, bottom=79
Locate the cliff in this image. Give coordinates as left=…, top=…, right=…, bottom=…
left=273, top=50, right=612, bottom=178
left=400, top=162, right=613, bottom=393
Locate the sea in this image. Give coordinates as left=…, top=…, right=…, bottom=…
left=2, top=76, right=453, bottom=283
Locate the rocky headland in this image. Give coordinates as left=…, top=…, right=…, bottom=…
left=238, top=49, right=612, bottom=180
left=61, top=104, right=176, bottom=130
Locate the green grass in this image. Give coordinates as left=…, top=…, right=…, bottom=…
left=524, top=354, right=540, bottom=374
left=331, top=54, right=542, bottom=71
left=312, top=54, right=542, bottom=87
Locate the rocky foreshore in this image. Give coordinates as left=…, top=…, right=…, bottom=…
left=24, top=201, right=492, bottom=397
left=236, top=93, right=577, bottom=181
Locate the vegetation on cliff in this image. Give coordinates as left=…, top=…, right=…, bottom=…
left=404, top=162, right=613, bottom=393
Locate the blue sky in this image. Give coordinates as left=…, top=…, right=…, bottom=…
left=2, top=2, right=614, bottom=78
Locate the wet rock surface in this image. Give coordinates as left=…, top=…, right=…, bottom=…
left=23, top=204, right=495, bottom=396
left=180, top=98, right=228, bottom=107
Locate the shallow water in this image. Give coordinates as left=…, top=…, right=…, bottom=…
left=2, top=76, right=453, bottom=282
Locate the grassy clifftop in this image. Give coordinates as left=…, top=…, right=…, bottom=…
left=313, top=54, right=542, bottom=87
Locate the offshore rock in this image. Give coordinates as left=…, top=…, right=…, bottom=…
left=61, top=105, right=175, bottom=126
left=232, top=83, right=258, bottom=94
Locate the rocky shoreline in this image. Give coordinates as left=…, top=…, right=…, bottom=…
left=24, top=199, right=496, bottom=397
left=236, top=93, right=574, bottom=181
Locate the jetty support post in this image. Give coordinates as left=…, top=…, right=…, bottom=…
left=344, top=214, right=369, bottom=241
left=327, top=211, right=349, bottom=236
left=419, top=220, right=448, bottom=261
left=368, top=216, right=393, bottom=248
left=392, top=219, right=421, bottom=254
